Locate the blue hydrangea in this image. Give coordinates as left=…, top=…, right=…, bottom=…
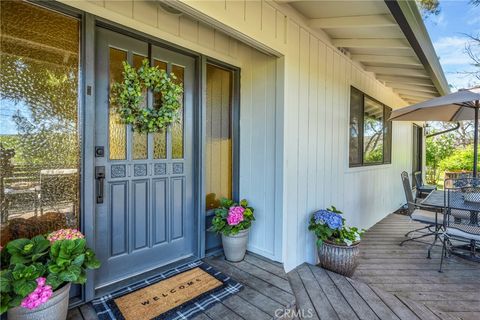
left=313, top=210, right=343, bottom=230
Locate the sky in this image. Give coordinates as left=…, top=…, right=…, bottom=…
left=423, top=0, right=480, bottom=91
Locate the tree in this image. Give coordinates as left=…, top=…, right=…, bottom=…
left=439, top=145, right=478, bottom=172
left=417, top=0, right=440, bottom=16
left=464, top=34, right=480, bottom=81
left=417, top=0, right=479, bottom=16
left=425, top=132, right=455, bottom=184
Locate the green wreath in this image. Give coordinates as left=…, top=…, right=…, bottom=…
left=110, top=59, right=183, bottom=133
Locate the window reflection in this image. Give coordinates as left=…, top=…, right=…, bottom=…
left=363, top=97, right=384, bottom=164
left=0, top=1, right=80, bottom=245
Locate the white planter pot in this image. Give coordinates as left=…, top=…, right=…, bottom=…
left=222, top=229, right=249, bottom=262
left=8, top=283, right=71, bottom=320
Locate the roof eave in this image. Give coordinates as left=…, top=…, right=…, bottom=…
left=384, top=0, right=450, bottom=96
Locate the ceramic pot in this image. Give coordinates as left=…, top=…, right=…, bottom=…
left=222, top=229, right=249, bottom=262
left=317, top=241, right=360, bottom=277
left=8, top=282, right=71, bottom=320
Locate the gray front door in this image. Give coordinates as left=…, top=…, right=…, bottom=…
left=94, top=28, right=196, bottom=288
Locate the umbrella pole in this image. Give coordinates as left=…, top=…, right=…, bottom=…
left=475, top=101, right=479, bottom=178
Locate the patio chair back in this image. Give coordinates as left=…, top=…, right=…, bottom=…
left=414, top=171, right=423, bottom=188
left=401, top=171, right=415, bottom=215
left=444, top=178, right=480, bottom=236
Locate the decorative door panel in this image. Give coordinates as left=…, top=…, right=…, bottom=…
left=94, top=28, right=195, bottom=289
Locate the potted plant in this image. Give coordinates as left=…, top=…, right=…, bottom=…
left=0, top=229, right=100, bottom=320
left=308, top=206, right=364, bottom=277
left=209, top=198, right=255, bottom=262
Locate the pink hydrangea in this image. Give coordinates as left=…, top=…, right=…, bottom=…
left=47, top=229, right=84, bottom=243
left=227, top=206, right=245, bottom=226
left=21, top=277, right=53, bottom=310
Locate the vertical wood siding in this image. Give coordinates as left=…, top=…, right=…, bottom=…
left=62, top=0, right=413, bottom=269
left=170, top=0, right=412, bottom=271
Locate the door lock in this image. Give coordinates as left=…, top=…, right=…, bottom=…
left=95, top=166, right=105, bottom=204
left=95, top=146, right=104, bottom=157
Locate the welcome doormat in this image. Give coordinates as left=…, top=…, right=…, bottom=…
left=92, top=261, right=243, bottom=320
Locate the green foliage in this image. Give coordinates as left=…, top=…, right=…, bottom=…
left=111, top=59, right=183, bottom=133
left=426, top=133, right=455, bottom=168
left=209, top=198, right=255, bottom=236
left=425, top=133, right=456, bottom=183
left=46, top=239, right=100, bottom=289
left=364, top=148, right=383, bottom=163
left=0, top=235, right=100, bottom=314
left=439, top=145, right=478, bottom=172
left=5, top=236, right=50, bottom=265
left=0, top=263, right=46, bottom=312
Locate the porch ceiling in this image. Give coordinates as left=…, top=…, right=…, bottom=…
left=280, top=0, right=450, bottom=105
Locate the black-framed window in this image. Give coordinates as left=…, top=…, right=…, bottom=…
left=349, top=87, right=392, bottom=167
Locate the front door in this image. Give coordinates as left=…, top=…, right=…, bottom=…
left=94, top=28, right=196, bottom=288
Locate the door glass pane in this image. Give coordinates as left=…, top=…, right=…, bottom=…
left=363, top=97, right=384, bottom=164
left=171, top=65, right=184, bottom=159
left=349, top=88, right=363, bottom=166
left=153, top=60, right=167, bottom=159
left=205, top=65, right=233, bottom=210
left=0, top=1, right=80, bottom=245
left=132, top=54, right=148, bottom=160
left=109, top=48, right=127, bottom=160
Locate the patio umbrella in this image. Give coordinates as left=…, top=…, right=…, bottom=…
left=389, top=87, right=480, bottom=176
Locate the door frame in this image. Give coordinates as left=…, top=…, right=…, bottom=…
left=412, top=124, right=423, bottom=186
left=83, top=15, right=206, bottom=301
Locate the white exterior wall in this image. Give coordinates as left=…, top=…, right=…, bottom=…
left=61, top=0, right=414, bottom=270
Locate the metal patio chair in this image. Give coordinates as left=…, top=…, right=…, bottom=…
left=439, top=178, right=480, bottom=272
left=414, top=171, right=436, bottom=199
left=401, top=171, right=444, bottom=255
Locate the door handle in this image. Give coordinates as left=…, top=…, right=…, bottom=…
left=95, top=166, right=105, bottom=204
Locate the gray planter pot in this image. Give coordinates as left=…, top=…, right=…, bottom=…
left=317, top=241, right=360, bottom=277
left=8, top=282, right=71, bottom=320
left=222, top=229, right=249, bottom=262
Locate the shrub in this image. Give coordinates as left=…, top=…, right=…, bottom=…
left=438, top=146, right=478, bottom=172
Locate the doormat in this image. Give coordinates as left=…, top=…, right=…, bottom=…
left=92, top=261, right=243, bottom=320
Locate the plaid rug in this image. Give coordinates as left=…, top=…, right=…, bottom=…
left=92, top=260, right=243, bottom=320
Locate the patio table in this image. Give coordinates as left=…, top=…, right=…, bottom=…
left=421, top=190, right=479, bottom=262
left=422, top=190, right=479, bottom=225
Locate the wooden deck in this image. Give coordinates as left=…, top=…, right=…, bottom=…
left=286, top=213, right=480, bottom=320
left=69, top=213, right=480, bottom=320
left=288, top=263, right=443, bottom=320
left=353, top=213, right=480, bottom=320
left=67, top=253, right=295, bottom=320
